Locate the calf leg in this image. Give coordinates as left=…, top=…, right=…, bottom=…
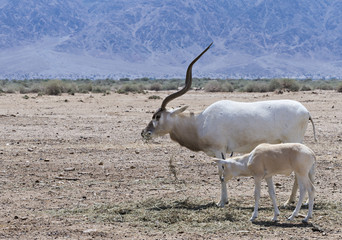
left=303, top=178, right=315, bottom=223
left=286, top=166, right=315, bottom=207
left=308, top=164, right=315, bottom=186
left=304, top=163, right=316, bottom=206
left=306, top=164, right=316, bottom=205
left=288, top=175, right=306, bottom=221
left=266, top=177, right=280, bottom=222
left=250, top=177, right=262, bottom=221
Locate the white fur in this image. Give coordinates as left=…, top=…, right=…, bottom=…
left=143, top=99, right=317, bottom=207
left=214, top=143, right=316, bottom=223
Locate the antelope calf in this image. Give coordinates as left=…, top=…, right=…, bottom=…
left=214, top=143, right=315, bottom=222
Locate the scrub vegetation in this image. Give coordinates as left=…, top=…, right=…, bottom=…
left=0, top=78, right=341, bottom=95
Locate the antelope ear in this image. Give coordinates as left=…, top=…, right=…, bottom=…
left=170, top=106, right=189, bottom=116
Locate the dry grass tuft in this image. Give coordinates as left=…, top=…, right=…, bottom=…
left=50, top=196, right=342, bottom=236
left=168, top=155, right=178, bottom=181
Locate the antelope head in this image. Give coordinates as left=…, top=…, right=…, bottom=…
left=141, top=43, right=213, bottom=140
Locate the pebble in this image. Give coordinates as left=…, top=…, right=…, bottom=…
left=83, top=229, right=97, bottom=233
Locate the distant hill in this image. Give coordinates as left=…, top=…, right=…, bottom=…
left=0, top=0, right=341, bottom=79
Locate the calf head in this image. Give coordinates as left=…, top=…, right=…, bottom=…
left=213, top=159, right=233, bottom=182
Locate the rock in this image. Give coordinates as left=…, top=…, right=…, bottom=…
left=312, top=225, right=324, bottom=233
left=83, top=229, right=97, bottom=233
left=64, top=167, right=76, bottom=172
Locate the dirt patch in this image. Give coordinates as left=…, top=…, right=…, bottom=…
left=0, top=90, right=341, bottom=239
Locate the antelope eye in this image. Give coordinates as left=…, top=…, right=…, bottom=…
left=156, top=115, right=161, bottom=120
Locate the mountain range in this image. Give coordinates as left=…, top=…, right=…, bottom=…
left=0, top=0, right=342, bottom=80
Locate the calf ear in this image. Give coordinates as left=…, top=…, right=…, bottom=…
left=170, top=106, right=189, bottom=116
left=212, top=158, right=223, bottom=165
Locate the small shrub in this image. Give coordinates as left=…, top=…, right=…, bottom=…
left=78, top=83, right=93, bottom=93
left=162, top=82, right=179, bottom=91
left=281, top=79, right=300, bottom=92
left=45, top=80, right=65, bottom=95
left=316, top=83, right=333, bottom=90
left=102, top=91, right=111, bottom=96
left=204, top=80, right=233, bottom=92
left=268, top=79, right=282, bottom=91
left=204, top=81, right=219, bottom=92
left=139, top=77, right=150, bottom=81
left=92, top=86, right=110, bottom=93
left=4, top=86, right=17, bottom=94
left=29, top=84, right=44, bottom=94
left=244, top=83, right=256, bottom=92
left=117, top=83, right=145, bottom=94
left=22, top=95, right=29, bottom=99
left=19, top=87, right=29, bottom=94
left=337, top=83, right=342, bottom=93
left=149, top=83, right=162, bottom=91
left=300, top=85, right=312, bottom=91
left=65, top=83, right=77, bottom=95
left=244, top=82, right=268, bottom=92
left=221, top=82, right=234, bottom=92
left=148, top=95, right=161, bottom=100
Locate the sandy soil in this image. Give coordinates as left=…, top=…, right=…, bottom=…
left=0, top=90, right=341, bottom=239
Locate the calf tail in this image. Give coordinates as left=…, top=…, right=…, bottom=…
left=308, top=162, right=315, bottom=188
left=309, top=115, right=317, bottom=142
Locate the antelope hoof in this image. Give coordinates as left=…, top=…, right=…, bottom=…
left=303, top=199, right=309, bottom=206
left=303, top=214, right=312, bottom=223
left=283, top=199, right=295, bottom=207
left=217, top=200, right=228, bottom=208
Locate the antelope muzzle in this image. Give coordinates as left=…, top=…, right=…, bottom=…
left=141, top=121, right=154, bottom=140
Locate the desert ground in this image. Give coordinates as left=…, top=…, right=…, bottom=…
left=0, top=90, right=341, bottom=239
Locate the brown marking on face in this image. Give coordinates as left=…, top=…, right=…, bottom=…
left=141, top=109, right=171, bottom=139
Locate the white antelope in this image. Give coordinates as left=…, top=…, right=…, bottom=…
left=214, top=143, right=316, bottom=223
left=141, top=43, right=317, bottom=207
